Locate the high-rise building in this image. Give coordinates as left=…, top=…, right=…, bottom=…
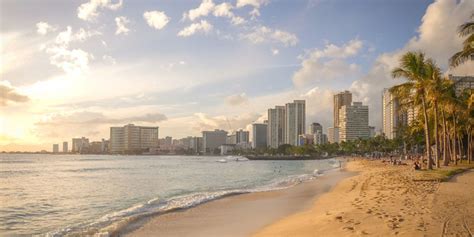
left=226, top=134, right=236, bottom=144
left=202, top=129, right=228, bottom=154
left=235, top=129, right=250, bottom=144
left=190, top=137, right=203, bottom=153
left=369, top=126, right=376, bottom=138
left=267, top=106, right=286, bottom=148
left=285, top=100, right=306, bottom=146
left=72, top=137, right=89, bottom=153
left=449, top=75, right=474, bottom=96
left=109, top=124, right=159, bottom=154
left=310, top=122, right=323, bottom=135
left=327, top=127, right=339, bottom=143
left=314, top=131, right=327, bottom=145
left=252, top=123, right=267, bottom=149
left=62, top=141, right=68, bottom=153
left=52, top=144, right=59, bottom=153
left=333, top=91, right=352, bottom=128
left=339, top=102, right=369, bottom=142
left=382, top=88, right=400, bottom=139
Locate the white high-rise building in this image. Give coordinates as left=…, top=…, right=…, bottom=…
left=202, top=129, right=228, bottom=154
left=267, top=106, right=286, bottom=148
left=110, top=124, right=159, bottom=154
left=339, top=102, right=369, bottom=142
left=72, top=137, right=89, bottom=153
left=334, top=91, right=352, bottom=128
left=62, top=141, right=68, bottom=153
left=327, top=127, right=339, bottom=143
left=382, top=88, right=400, bottom=139
left=52, top=144, right=59, bottom=153
left=285, top=100, right=306, bottom=146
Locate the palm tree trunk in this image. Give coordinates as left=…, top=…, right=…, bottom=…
left=434, top=100, right=440, bottom=168
left=453, top=112, right=458, bottom=165
left=442, top=109, right=449, bottom=166
left=458, top=134, right=463, bottom=163
left=421, top=96, right=433, bottom=169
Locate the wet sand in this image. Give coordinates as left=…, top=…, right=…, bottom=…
left=125, top=168, right=354, bottom=237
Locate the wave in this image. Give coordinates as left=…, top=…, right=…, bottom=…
left=46, top=160, right=337, bottom=236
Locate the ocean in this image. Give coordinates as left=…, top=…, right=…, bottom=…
left=0, top=154, right=339, bottom=236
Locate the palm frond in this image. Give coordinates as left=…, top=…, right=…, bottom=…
left=458, top=21, right=474, bottom=37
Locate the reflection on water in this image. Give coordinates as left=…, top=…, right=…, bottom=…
left=0, top=154, right=337, bottom=236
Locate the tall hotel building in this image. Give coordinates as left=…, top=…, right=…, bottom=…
left=333, top=91, right=352, bottom=127
left=285, top=100, right=306, bottom=146
left=252, top=123, right=268, bottom=148
left=202, top=129, right=228, bottom=153
left=339, top=102, right=369, bottom=142
left=267, top=106, right=286, bottom=148
left=382, top=88, right=399, bottom=139
left=110, top=124, right=159, bottom=154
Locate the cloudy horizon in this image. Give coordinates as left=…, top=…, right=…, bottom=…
left=1, top=0, right=473, bottom=151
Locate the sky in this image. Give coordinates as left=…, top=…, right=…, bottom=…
left=1, top=0, right=473, bottom=151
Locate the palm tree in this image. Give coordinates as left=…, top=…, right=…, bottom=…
left=425, top=59, right=443, bottom=168
left=391, top=51, right=434, bottom=169
left=449, top=17, right=474, bottom=67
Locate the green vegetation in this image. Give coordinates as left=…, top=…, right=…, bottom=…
left=413, top=164, right=474, bottom=182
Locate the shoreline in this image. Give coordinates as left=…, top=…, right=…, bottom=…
left=123, top=163, right=354, bottom=237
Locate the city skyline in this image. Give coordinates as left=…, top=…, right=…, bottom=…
left=1, top=0, right=474, bottom=151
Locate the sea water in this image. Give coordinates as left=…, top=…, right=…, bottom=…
left=0, top=154, right=339, bottom=236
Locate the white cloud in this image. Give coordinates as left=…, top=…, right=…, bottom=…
left=43, top=26, right=99, bottom=75
left=143, top=11, right=170, bottom=30
left=102, top=55, right=116, bottom=64
left=213, top=2, right=246, bottom=25
left=183, top=0, right=215, bottom=21
left=178, top=20, right=213, bottom=37
left=36, top=22, right=56, bottom=35
left=349, top=0, right=474, bottom=129
left=46, top=47, right=93, bottom=76
left=236, top=0, right=269, bottom=8
left=249, top=8, right=260, bottom=20
left=292, top=39, right=364, bottom=87
left=192, top=112, right=259, bottom=133
left=115, top=16, right=130, bottom=35
left=225, top=93, right=249, bottom=106
left=271, top=48, right=279, bottom=55
left=77, top=0, right=123, bottom=21
left=182, top=1, right=246, bottom=25
left=242, top=26, right=298, bottom=46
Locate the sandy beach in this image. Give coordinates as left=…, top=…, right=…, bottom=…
left=123, top=158, right=474, bottom=237
left=125, top=167, right=354, bottom=237
left=254, top=159, right=474, bottom=237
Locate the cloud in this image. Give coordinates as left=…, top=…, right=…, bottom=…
left=241, top=26, right=298, bottom=46
left=102, top=55, right=116, bottom=64
left=36, top=22, right=56, bottom=35
left=349, top=0, right=474, bottom=129
left=143, top=11, right=170, bottom=30
left=236, top=0, right=269, bottom=8
left=77, top=0, right=123, bottom=21
left=178, top=20, right=213, bottom=37
left=225, top=93, right=249, bottom=106
left=182, top=1, right=246, bottom=25
left=37, top=111, right=167, bottom=126
left=115, top=16, right=130, bottom=35
left=43, top=26, right=98, bottom=75
left=213, top=2, right=246, bottom=25
left=271, top=48, right=279, bottom=55
left=292, top=39, right=363, bottom=87
left=193, top=112, right=259, bottom=132
left=0, top=81, right=29, bottom=106
left=183, top=0, right=215, bottom=21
